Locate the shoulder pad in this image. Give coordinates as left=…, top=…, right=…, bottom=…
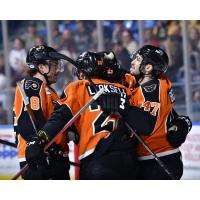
left=143, top=84, right=157, bottom=93
left=24, top=77, right=42, bottom=91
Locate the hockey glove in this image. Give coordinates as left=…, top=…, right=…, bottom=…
left=48, top=143, right=70, bottom=180
left=167, top=115, right=192, bottom=148
left=25, top=136, right=47, bottom=170
left=99, top=93, right=129, bottom=116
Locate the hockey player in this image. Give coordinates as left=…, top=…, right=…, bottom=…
left=128, top=45, right=192, bottom=179
left=24, top=51, right=156, bottom=180
left=13, top=45, right=70, bottom=180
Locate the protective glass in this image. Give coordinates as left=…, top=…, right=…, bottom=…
left=46, top=60, right=64, bottom=72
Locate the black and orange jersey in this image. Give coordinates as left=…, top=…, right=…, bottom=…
left=129, top=76, right=177, bottom=159
left=121, top=73, right=136, bottom=89
left=42, top=78, right=131, bottom=161
left=13, top=76, right=68, bottom=161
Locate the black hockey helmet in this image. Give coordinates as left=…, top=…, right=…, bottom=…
left=26, top=45, right=64, bottom=71
left=131, top=45, right=169, bottom=76
left=76, top=51, right=121, bottom=82
left=76, top=51, right=101, bottom=77
left=97, top=51, right=121, bottom=82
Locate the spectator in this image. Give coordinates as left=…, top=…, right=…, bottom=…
left=0, top=54, right=7, bottom=90
left=163, top=22, right=183, bottom=81
left=90, top=29, right=98, bottom=52
left=153, top=21, right=170, bottom=41
left=51, top=22, right=62, bottom=50
left=9, top=37, right=27, bottom=85
left=143, top=28, right=160, bottom=47
left=74, top=21, right=92, bottom=54
left=121, top=29, right=138, bottom=55
left=112, top=21, right=125, bottom=44
left=193, top=90, right=200, bottom=102
left=58, top=29, right=77, bottom=55
left=22, top=22, right=38, bottom=50
left=189, top=26, right=200, bottom=52
left=112, top=40, right=131, bottom=71
left=34, top=35, right=47, bottom=46
left=89, top=21, right=112, bottom=51
left=56, top=29, right=77, bottom=94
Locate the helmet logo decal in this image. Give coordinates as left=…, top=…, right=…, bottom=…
left=104, top=52, right=114, bottom=60
left=155, top=49, right=163, bottom=56
left=36, top=45, right=45, bottom=51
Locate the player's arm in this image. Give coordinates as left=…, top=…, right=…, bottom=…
left=37, top=103, right=74, bottom=141
left=124, top=106, right=157, bottom=135
left=24, top=102, right=74, bottom=169
left=15, top=79, right=46, bottom=142
left=99, top=92, right=157, bottom=136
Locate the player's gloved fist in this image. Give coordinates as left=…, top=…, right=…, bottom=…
left=99, top=93, right=129, bottom=116
left=48, top=143, right=70, bottom=179
left=25, top=136, right=47, bottom=170
left=48, top=143, right=64, bottom=158
left=167, top=115, right=192, bottom=148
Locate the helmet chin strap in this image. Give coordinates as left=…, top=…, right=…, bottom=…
left=38, top=65, right=51, bottom=85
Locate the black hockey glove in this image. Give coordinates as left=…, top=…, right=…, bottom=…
left=99, top=93, right=129, bottom=116
left=25, top=136, right=47, bottom=170
left=48, top=143, right=70, bottom=180
left=167, top=115, right=192, bottom=148
left=48, top=143, right=65, bottom=158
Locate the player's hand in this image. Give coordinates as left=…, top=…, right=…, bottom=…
left=167, top=115, right=192, bottom=148
left=99, top=93, right=130, bottom=116
left=48, top=143, right=70, bottom=178
left=25, top=137, right=47, bottom=170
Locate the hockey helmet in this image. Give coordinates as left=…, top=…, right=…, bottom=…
left=131, top=45, right=169, bottom=76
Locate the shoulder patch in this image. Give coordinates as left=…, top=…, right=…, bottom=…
left=168, top=87, right=175, bottom=103
left=25, top=80, right=40, bottom=90
left=143, top=84, right=157, bottom=93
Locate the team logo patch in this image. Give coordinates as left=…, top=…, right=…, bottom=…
left=25, top=80, right=39, bottom=90
left=168, top=88, right=175, bottom=103
left=143, top=84, right=157, bottom=92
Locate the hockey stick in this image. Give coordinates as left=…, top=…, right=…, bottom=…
left=84, top=76, right=176, bottom=180
left=17, top=81, right=38, bottom=134
left=48, top=53, right=176, bottom=179
left=121, top=117, right=175, bottom=179
left=0, top=139, right=17, bottom=148
left=0, top=138, right=79, bottom=167
left=12, top=88, right=104, bottom=180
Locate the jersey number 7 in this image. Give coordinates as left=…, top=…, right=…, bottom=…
left=141, top=101, right=160, bottom=116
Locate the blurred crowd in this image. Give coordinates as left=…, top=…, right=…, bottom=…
left=0, top=20, right=200, bottom=123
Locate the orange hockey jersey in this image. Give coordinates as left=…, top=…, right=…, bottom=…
left=13, top=77, right=68, bottom=161
left=57, top=78, right=131, bottom=160
left=130, top=77, right=178, bottom=159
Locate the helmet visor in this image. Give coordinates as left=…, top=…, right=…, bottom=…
left=46, top=60, right=64, bottom=72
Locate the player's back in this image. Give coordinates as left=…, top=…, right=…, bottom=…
left=57, top=78, right=130, bottom=160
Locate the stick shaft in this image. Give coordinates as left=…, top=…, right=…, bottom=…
left=12, top=88, right=104, bottom=180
